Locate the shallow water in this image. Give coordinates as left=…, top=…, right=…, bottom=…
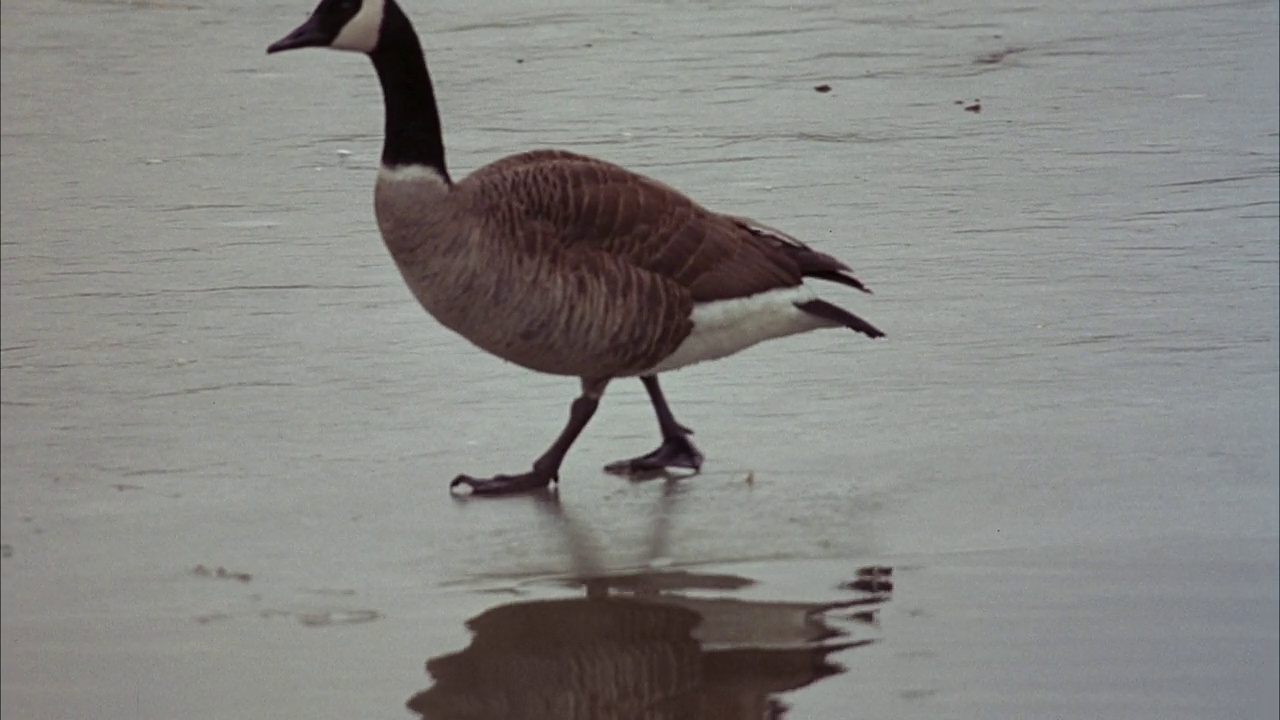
left=2, top=0, right=1277, bottom=718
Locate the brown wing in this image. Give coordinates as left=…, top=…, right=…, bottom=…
left=465, top=148, right=601, bottom=177
left=456, top=151, right=877, bottom=372
left=466, top=152, right=865, bottom=303
left=722, top=216, right=872, bottom=294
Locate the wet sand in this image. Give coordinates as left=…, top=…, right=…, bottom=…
left=2, top=0, right=1277, bottom=718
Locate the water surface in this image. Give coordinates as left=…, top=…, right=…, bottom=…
left=2, top=0, right=1276, bottom=718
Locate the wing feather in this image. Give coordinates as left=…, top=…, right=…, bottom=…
left=467, top=153, right=872, bottom=301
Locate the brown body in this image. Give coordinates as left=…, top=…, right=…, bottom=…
left=377, top=149, right=868, bottom=379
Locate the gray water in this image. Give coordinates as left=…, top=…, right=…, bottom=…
left=2, top=0, right=1277, bottom=718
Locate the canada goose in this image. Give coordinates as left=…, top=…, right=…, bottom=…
left=268, top=0, right=884, bottom=496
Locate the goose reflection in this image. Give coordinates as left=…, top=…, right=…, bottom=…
left=410, top=486, right=892, bottom=720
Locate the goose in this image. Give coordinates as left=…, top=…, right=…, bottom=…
left=267, top=0, right=884, bottom=496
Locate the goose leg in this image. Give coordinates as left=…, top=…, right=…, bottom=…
left=452, top=379, right=607, bottom=496
left=604, top=375, right=703, bottom=475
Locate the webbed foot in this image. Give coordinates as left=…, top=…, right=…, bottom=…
left=603, top=435, right=703, bottom=476
left=450, top=469, right=556, bottom=496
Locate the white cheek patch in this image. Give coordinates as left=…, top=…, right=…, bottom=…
left=332, top=0, right=384, bottom=53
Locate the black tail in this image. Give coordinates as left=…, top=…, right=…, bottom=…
left=783, top=248, right=873, bottom=294
left=795, top=299, right=885, bottom=339
left=804, top=269, right=872, bottom=294
left=735, top=216, right=876, bottom=294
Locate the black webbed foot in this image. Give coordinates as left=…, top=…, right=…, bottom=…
left=603, top=434, right=703, bottom=476
left=450, top=470, right=556, bottom=496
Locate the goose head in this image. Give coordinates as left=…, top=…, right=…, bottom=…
left=267, top=0, right=388, bottom=55
left=268, top=0, right=447, bottom=175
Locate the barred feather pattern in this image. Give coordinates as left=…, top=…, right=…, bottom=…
left=375, top=149, right=876, bottom=379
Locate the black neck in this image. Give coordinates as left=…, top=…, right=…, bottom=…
left=368, top=2, right=450, bottom=181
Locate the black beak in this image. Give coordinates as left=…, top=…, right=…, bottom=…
left=267, top=15, right=329, bottom=54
